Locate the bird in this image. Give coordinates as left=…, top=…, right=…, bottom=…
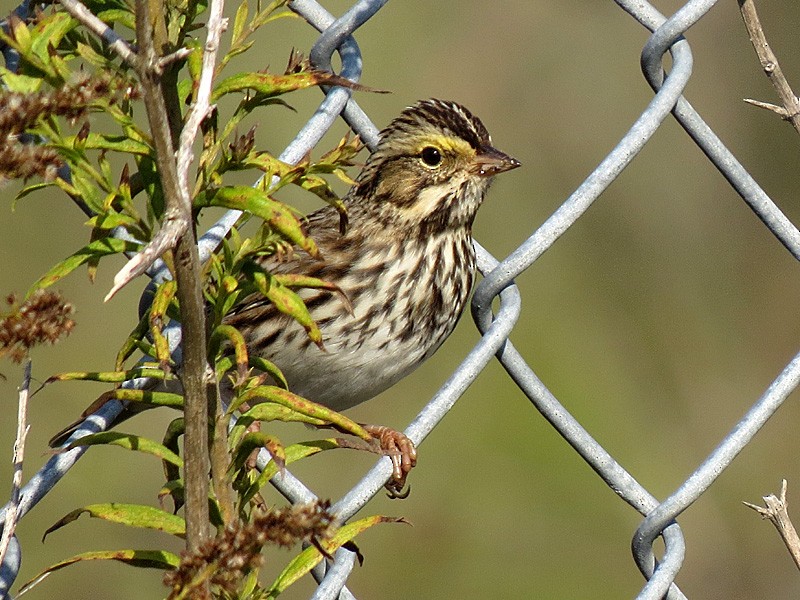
left=52, top=99, right=520, bottom=494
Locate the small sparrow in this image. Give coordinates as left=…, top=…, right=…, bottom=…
left=52, top=99, right=520, bottom=494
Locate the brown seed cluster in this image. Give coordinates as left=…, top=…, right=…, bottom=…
left=0, top=75, right=139, bottom=182
left=0, top=290, right=76, bottom=362
left=163, top=501, right=338, bottom=599
left=0, top=142, right=62, bottom=182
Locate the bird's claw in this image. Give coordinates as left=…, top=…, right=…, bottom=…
left=363, top=424, right=417, bottom=498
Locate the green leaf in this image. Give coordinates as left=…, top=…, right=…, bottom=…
left=251, top=0, right=294, bottom=29
left=239, top=149, right=289, bottom=178
left=62, top=432, right=184, bottom=467
left=232, top=0, right=249, bottom=43
left=209, top=324, right=248, bottom=377
left=244, top=264, right=323, bottom=347
left=149, top=280, right=177, bottom=368
left=229, top=404, right=326, bottom=449
left=86, top=211, right=140, bottom=230
left=96, top=9, right=136, bottom=29
left=232, top=431, right=285, bottom=472
left=297, top=172, right=338, bottom=203
left=75, top=40, right=110, bottom=69
left=266, top=515, right=408, bottom=598
left=250, top=356, right=288, bottom=388
left=274, top=273, right=352, bottom=311
left=3, top=17, right=32, bottom=57
left=234, top=386, right=369, bottom=441
left=64, top=133, right=152, bottom=156
left=212, top=69, right=379, bottom=102
left=0, top=66, right=43, bottom=93
left=116, top=312, right=151, bottom=370
left=15, top=180, right=56, bottom=202
left=162, top=418, right=185, bottom=490
left=28, top=238, right=141, bottom=295
left=238, top=154, right=349, bottom=226
left=31, top=13, right=77, bottom=65
left=43, top=503, right=186, bottom=541
left=46, top=367, right=172, bottom=383
left=17, top=550, right=180, bottom=596
left=111, top=388, right=185, bottom=410
left=224, top=39, right=254, bottom=64
left=242, top=440, right=341, bottom=505
left=214, top=355, right=287, bottom=390
left=199, top=186, right=317, bottom=255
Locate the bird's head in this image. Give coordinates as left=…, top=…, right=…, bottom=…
left=352, top=99, right=520, bottom=233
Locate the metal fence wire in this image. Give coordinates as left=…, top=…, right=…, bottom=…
left=2, top=0, right=800, bottom=598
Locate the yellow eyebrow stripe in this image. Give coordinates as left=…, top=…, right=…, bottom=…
left=414, top=134, right=475, bottom=157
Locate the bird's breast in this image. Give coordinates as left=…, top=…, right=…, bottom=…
left=261, top=234, right=476, bottom=411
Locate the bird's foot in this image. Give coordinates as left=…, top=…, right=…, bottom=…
left=362, top=424, right=417, bottom=499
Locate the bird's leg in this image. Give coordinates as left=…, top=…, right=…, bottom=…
left=361, top=424, right=417, bottom=498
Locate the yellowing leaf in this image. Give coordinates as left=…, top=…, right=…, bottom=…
left=28, top=238, right=141, bottom=296
left=46, top=367, right=171, bottom=383
left=43, top=503, right=186, bottom=541
left=31, top=13, right=77, bottom=64
left=61, top=432, right=183, bottom=467
left=245, top=266, right=323, bottom=347
left=236, top=386, right=369, bottom=441
left=266, top=515, right=408, bottom=598
left=198, top=186, right=317, bottom=257
left=17, top=550, right=180, bottom=597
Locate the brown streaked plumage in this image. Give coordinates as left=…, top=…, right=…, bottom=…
left=227, top=99, right=519, bottom=413
left=52, top=99, right=520, bottom=493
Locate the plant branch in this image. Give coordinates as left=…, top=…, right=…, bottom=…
left=58, top=0, right=139, bottom=68
left=742, top=97, right=790, bottom=116
left=176, top=0, right=225, bottom=210
left=133, top=0, right=210, bottom=554
left=174, top=0, right=236, bottom=526
left=738, top=0, right=800, bottom=135
left=744, top=480, right=800, bottom=571
left=0, top=360, right=31, bottom=568
left=105, top=2, right=199, bottom=302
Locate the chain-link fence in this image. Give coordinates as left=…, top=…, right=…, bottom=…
left=2, top=0, right=800, bottom=598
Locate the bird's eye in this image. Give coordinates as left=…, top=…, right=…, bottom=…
left=420, top=146, right=442, bottom=167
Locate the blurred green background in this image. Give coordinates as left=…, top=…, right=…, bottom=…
left=3, top=0, right=800, bottom=597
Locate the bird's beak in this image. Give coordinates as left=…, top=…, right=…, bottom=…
left=473, top=146, right=521, bottom=177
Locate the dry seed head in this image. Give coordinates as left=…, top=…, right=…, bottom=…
left=0, top=290, right=76, bottom=362
left=0, top=75, right=139, bottom=182
left=163, top=501, right=337, bottom=598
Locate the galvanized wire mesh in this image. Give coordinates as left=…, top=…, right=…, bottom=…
left=2, top=0, right=800, bottom=598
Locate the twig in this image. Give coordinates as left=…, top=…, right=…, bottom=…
left=159, top=47, right=193, bottom=70
left=175, top=0, right=235, bottom=526
left=743, top=479, right=800, bottom=571
left=742, top=97, right=790, bottom=117
left=738, top=0, right=800, bottom=135
left=104, top=10, right=204, bottom=303
left=0, top=360, right=32, bottom=568
left=58, top=0, right=139, bottom=69
left=176, top=0, right=226, bottom=210
left=105, top=212, right=188, bottom=301
left=133, top=0, right=210, bottom=554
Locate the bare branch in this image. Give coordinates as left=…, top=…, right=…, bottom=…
left=744, top=480, right=800, bottom=571
left=172, top=0, right=233, bottom=530
left=132, top=0, right=212, bottom=555
left=104, top=209, right=187, bottom=301
left=743, top=97, right=790, bottom=117
left=176, top=0, right=227, bottom=210
left=58, top=0, right=139, bottom=68
left=158, top=47, right=193, bottom=70
left=738, top=0, right=800, bottom=135
left=0, top=360, right=32, bottom=567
